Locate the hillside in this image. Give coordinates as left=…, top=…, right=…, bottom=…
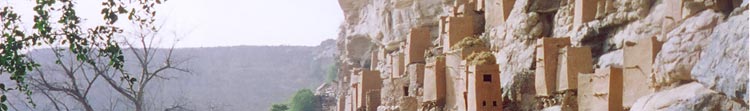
left=17, top=39, right=337, bottom=110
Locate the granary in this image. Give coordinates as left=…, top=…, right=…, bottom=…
left=356, top=70, right=382, bottom=110
left=622, top=36, right=661, bottom=108
left=364, top=90, right=381, bottom=111
left=391, top=52, right=405, bottom=78
left=574, top=0, right=598, bottom=27
left=443, top=37, right=490, bottom=110
left=556, top=46, right=594, bottom=92
left=405, top=27, right=431, bottom=64
left=465, top=56, right=502, bottom=111
left=442, top=0, right=483, bottom=53
left=442, top=16, right=479, bottom=52
left=423, top=57, right=447, bottom=105
left=578, top=66, right=623, bottom=111
left=349, top=83, right=357, bottom=111
left=534, top=37, right=571, bottom=97
left=406, top=63, right=425, bottom=93
left=337, top=94, right=346, bottom=111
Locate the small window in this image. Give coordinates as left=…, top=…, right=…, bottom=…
left=493, top=101, right=497, bottom=106
left=482, top=101, right=486, bottom=106
left=403, top=86, right=409, bottom=96
left=483, top=74, right=492, bottom=82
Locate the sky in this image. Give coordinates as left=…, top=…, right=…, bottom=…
left=5, top=0, right=344, bottom=47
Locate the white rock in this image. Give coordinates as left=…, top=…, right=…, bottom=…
left=630, top=82, right=747, bottom=111
left=691, top=8, right=749, bottom=104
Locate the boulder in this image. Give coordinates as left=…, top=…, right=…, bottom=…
left=630, top=82, right=747, bottom=111
left=651, top=10, right=725, bottom=89
left=690, top=8, right=748, bottom=105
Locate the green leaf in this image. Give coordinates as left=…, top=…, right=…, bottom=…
left=1, top=104, right=7, bottom=111
left=1, top=95, right=6, bottom=102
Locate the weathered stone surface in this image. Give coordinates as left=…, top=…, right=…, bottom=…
left=342, top=35, right=374, bottom=67
left=569, top=0, right=655, bottom=47
left=501, top=70, right=538, bottom=111
left=651, top=10, right=724, bottom=89
left=338, top=0, right=449, bottom=44
left=595, top=49, right=622, bottom=68
left=399, top=96, right=419, bottom=111
left=610, top=1, right=665, bottom=49
left=691, top=8, right=749, bottom=105
left=334, top=0, right=750, bottom=111
left=630, top=82, right=748, bottom=111
left=541, top=105, right=562, bottom=111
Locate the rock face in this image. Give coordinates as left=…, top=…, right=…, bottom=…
left=630, top=82, right=747, bottom=111
left=332, top=0, right=749, bottom=110
left=691, top=8, right=749, bottom=104
left=651, top=10, right=725, bottom=90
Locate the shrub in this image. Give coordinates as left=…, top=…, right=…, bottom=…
left=287, top=89, right=320, bottom=111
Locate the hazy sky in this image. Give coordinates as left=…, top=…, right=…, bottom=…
left=6, top=0, right=344, bottom=47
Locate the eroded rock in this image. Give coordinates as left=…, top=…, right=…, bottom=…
left=630, top=82, right=747, bottom=111
left=651, top=10, right=725, bottom=90
left=691, top=8, right=749, bottom=105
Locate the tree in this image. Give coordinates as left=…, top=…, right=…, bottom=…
left=288, top=89, right=321, bottom=111
left=325, top=64, right=338, bottom=83
left=27, top=47, right=107, bottom=111
left=0, top=0, right=167, bottom=110
left=93, top=7, right=189, bottom=110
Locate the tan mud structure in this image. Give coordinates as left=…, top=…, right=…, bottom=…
left=534, top=37, right=571, bottom=97
left=466, top=63, right=502, bottom=111
left=423, top=57, right=447, bottom=105
left=556, top=46, right=594, bottom=92
left=334, top=0, right=748, bottom=111
left=578, top=67, right=624, bottom=111
left=357, top=70, right=383, bottom=111
left=622, top=37, right=660, bottom=109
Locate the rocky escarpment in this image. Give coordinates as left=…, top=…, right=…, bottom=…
left=330, top=0, right=748, bottom=111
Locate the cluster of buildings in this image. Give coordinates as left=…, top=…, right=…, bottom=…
left=334, top=0, right=743, bottom=111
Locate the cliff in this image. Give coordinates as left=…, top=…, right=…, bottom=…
left=331, top=0, right=748, bottom=111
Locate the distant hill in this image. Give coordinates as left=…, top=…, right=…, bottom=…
left=19, top=39, right=337, bottom=110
